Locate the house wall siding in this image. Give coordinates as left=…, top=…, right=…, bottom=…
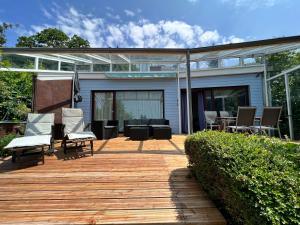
left=77, top=79, right=180, bottom=133
left=77, top=73, right=264, bottom=134
left=180, top=73, right=264, bottom=116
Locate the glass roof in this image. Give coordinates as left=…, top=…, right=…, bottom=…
left=1, top=36, right=300, bottom=74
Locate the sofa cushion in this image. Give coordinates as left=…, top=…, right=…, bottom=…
left=149, top=119, right=166, bottom=125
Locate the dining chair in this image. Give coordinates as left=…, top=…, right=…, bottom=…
left=227, top=107, right=256, bottom=133
left=250, top=107, right=282, bottom=138
left=204, top=111, right=220, bottom=130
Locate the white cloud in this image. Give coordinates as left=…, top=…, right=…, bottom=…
left=30, top=5, right=245, bottom=48
left=124, top=9, right=135, bottom=17
left=106, top=12, right=121, bottom=21
left=187, top=0, right=198, bottom=3
left=41, top=7, right=52, bottom=19
left=221, top=0, right=288, bottom=9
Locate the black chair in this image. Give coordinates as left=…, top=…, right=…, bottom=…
left=104, top=120, right=119, bottom=139
left=91, top=120, right=119, bottom=140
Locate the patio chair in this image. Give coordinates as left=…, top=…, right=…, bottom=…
left=4, top=113, right=55, bottom=163
left=204, top=111, right=220, bottom=130
left=61, top=108, right=96, bottom=155
left=219, top=110, right=235, bottom=127
left=227, top=107, right=256, bottom=133
left=250, top=107, right=282, bottom=138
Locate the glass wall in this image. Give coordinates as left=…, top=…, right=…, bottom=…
left=93, top=92, right=113, bottom=120
left=289, top=71, right=300, bottom=139
left=203, top=86, right=249, bottom=116
left=183, top=86, right=249, bottom=133
left=266, top=49, right=300, bottom=139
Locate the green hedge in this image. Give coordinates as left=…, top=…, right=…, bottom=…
left=185, top=131, right=299, bottom=225
left=0, top=134, right=15, bottom=158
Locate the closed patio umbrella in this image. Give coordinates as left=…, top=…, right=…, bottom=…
left=73, top=71, right=82, bottom=103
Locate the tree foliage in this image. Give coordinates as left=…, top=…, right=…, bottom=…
left=1, top=27, right=90, bottom=121
left=0, top=22, right=13, bottom=47
left=16, top=28, right=90, bottom=48
left=0, top=71, right=33, bottom=121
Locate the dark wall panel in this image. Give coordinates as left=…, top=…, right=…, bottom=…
left=34, top=79, right=72, bottom=124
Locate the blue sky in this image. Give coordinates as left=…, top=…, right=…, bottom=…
left=0, top=0, right=299, bottom=47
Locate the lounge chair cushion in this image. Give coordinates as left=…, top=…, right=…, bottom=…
left=25, top=113, right=55, bottom=136
left=4, top=135, right=52, bottom=149
left=67, top=132, right=96, bottom=140
left=62, top=108, right=85, bottom=134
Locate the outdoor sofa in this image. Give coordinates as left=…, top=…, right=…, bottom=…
left=124, top=119, right=171, bottom=140
left=4, top=113, right=55, bottom=163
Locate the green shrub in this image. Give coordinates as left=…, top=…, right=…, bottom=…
left=0, top=134, right=15, bottom=158
left=185, top=131, right=300, bottom=225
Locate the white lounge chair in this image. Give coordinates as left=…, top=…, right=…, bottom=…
left=61, top=108, right=96, bottom=155
left=4, top=113, right=55, bottom=163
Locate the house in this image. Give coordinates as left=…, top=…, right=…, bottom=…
left=1, top=36, right=300, bottom=138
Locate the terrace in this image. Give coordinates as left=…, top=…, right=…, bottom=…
left=0, top=36, right=300, bottom=225
left=0, top=135, right=227, bottom=225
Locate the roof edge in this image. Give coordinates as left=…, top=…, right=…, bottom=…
left=1, top=35, right=300, bottom=54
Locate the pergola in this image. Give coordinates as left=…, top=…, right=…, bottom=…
left=1, top=35, right=300, bottom=137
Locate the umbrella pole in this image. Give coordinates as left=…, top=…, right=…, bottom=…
left=72, top=65, right=77, bottom=108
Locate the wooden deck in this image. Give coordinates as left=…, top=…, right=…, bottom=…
left=0, top=135, right=226, bottom=225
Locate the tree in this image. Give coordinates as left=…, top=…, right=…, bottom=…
left=0, top=23, right=13, bottom=47
left=67, top=35, right=90, bottom=48
left=0, top=71, right=32, bottom=120
left=16, top=28, right=90, bottom=48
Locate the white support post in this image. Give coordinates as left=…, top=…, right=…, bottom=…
left=109, top=54, right=112, bottom=72
left=177, top=64, right=182, bottom=134
left=263, top=58, right=269, bottom=106
left=58, top=61, right=61, bottom=71
left=72, top=65, right=76, bottom=108
left=35, top=57, right=39, bottom=71
left=284, top=73, right=294, bottom=139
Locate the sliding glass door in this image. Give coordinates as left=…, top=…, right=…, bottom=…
left=93, top=92, right=114, bottom=120
left=93, top=90, right=164, bottom=131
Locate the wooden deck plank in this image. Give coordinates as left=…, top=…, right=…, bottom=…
left=0, top=197, right=215, bottom=211
left=0, top=136, right=226, bottom=225
left=0, top=209, right=225, bottom=225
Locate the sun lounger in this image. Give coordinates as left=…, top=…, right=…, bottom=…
left=61, top=108, right=96, bottom=155
left=4, top=113, right=55, bottom=163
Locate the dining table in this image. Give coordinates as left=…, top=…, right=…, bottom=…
left=217, top=116, right=261, bottom=131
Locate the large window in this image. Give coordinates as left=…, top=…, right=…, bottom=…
left=204, top=86, right=249, bottom=116
left=93, top=90, right=164, bottom=131
left=182, top=86, right=249, bottom=132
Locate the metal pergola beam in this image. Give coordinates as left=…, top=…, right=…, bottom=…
left=266, top=63, right=300, bottom=81
left=284, top=73, right=294, bottom=139
left=52, top=54, right=93, bottom=64
left=86, top=54, right=111, bottom=64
